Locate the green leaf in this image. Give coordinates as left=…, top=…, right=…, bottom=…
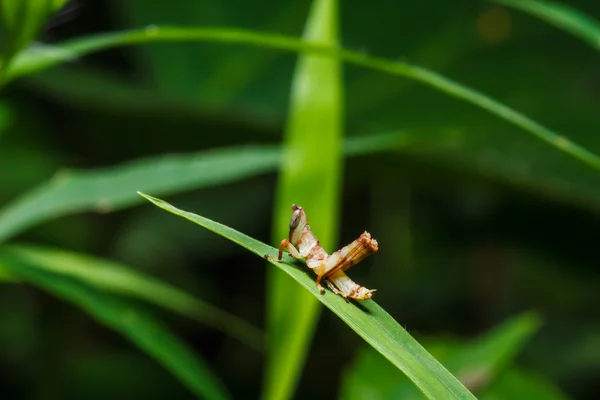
left=265, top=0, right=343, bottom=399
left=481, top=368, right=571, bottom=400
left=0, top=144, right=279, bottom=242
left=0, top=251, right=231, bottom=400
left=0, top=130, right=451, bottom=243
left=6, top=27, right=600, bottom=173
left=340, top=312, right=541, bottom=399
left=0, top=0, right=65, bottom=80
left=137, top=192, right=476, bottom=400
left=52, top=0, right=68, bottom=10
left=0, top=244, right=263, bottom=351
left=437, top=311, right=542, bottom=394
left=492, top=0, right=600, bottom=51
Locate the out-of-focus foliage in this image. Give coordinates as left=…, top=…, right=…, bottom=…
left=339, top=312, right=555, bottom=399
left=0, top=244, right=263, bottom=350
left=0, top=250, right=231, bottom=400
left=0, top=0, right=68, bottom=78
left=493, top=0, right=600, bottom=51
left=0, top=0, right=599, bottom=399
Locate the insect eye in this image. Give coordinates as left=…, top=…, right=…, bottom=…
left=290, top=210, right=302, bottom=230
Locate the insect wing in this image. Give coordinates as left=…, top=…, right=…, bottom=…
left=322, top=241, right=368, bottom=280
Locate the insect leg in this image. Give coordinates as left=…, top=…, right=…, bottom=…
left=278, top=239, right=303, bottom=260
left=325, top=280, right=349, bottom=302
left=315, top=263, right=327, bottom=295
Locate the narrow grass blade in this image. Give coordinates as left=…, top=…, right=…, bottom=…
left=0, top=145, right=281, bottom=243
left=492, top=0, right=600, bottom=51
left=0, top=130, right=443, bottom=243
left=6, top=27, right=600, bottom=172
left=265, top=0, right=343, bottom=399
left=0, top=252, right=231, bottom=400
left=340, top=312, right=541, bottom=399
left=138, top=193, right=476, bottom=400
left=0, top=244, right=263, bottom=351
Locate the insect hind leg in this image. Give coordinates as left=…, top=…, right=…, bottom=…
left=325, top=280, right=349, bottom=302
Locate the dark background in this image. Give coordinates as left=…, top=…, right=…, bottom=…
left=0, top=0, right=599, bottom=399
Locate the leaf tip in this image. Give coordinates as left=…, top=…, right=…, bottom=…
left=137, top=191, right=153, bottom=201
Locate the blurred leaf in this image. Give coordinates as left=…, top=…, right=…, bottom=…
left=115, top=0, right=222, bottom=101
left=52, top=0, right=68, bottom=9
left=138, top=193, right=476, bottom=400
left=340, top=312, right=541, bottom=399
left=442, top=311, right=542, bottom=393
left=116, top=0, right=306, bottom=111
left=198, top=2, right=305, bottom=107
left=493, top=0, right=600, bottom=51
left=0, top=0, right=67, bottom=79
left=20, top=69, right=600, bottom=213
left=0, top=130, right=453, bottom=243
left=0, top=144, right=279, bottom=242
left=0, top=244, right=263, bottom=351
left=22, top=65, right=215, bottom=114
left=0, top=263, right=17, bottom=281
left=0, top=0, right=67, bottom=32
left=265, top=0, right=343, bottom=399
left=0, top=252, right=231, bottom=400
left=481, top=368, right=571, bottom=400
left=348, top=13, right=476, bottom=115
left=6, top=27, right=600, bottom=174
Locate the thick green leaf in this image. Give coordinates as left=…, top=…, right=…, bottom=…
left=6, top=27, right=600, bottom=173
left=0, top=130, right=451, bottom=243
left=138, top=193, right=476, bottom=400
left=340, top=312, right=541, bottom=399
left=492, top=0, right=600, bottom=51
left=481, top=368, right=571, bottom=400
left=265, top=0, right=343, bottom=399
left=0, top=252, right=230, bottom=400
left=0, top=244, right=263, bottom=350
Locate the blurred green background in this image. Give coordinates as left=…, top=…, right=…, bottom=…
left=0, top=0, right=599, bottom=399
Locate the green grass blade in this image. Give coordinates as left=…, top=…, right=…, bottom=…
left=492, top=0, right=600, bottom=51
left=0, top=144, right=280, bottom=243
left=6, top=27, right=600, bottom=172
left=138, top=193, right=476, bottom=400
left=0, top=244, right=263, bottom=351
left=0, top=252, right=231, bottom=400
left=340, top=312, right=541, bottom=399
left=0, top=130, right=446, bottom=243
left=265, top=0, right=343, bottom=399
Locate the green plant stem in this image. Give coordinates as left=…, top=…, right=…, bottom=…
left=7, top=26, right=600, bottom=173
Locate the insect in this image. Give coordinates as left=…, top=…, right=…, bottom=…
left=276, top=204, right=378, bottom=301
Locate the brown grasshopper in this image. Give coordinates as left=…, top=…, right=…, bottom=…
left=277, top=204, right=378, bottom=301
